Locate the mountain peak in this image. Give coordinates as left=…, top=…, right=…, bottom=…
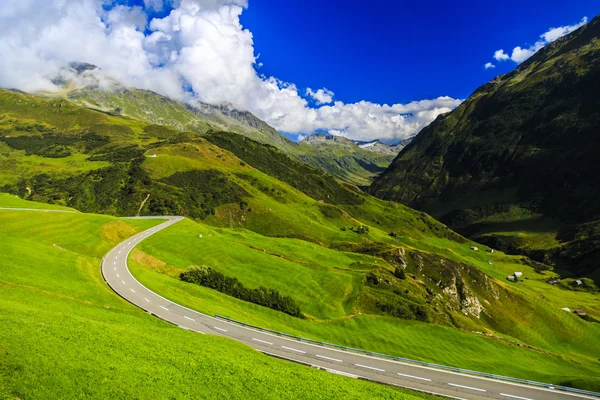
left=68, top=62, right=99, bottom=74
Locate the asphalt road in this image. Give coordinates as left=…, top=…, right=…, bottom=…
left=102, top=216, right=599, bottom=400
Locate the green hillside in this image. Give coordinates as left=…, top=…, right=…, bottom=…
left=0, top=195, right=431, bottom=399
left=50, top=84, right=393, bottom=186
left=296, top=134, right=397, bottom=187
left=1, top=86, right=600, bottom=391
left=370, top=15, right=600, bottom=282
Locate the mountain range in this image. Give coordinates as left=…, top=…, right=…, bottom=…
left=41, top=63, right=401, bottom=187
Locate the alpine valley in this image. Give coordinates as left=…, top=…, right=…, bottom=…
left=1, top=11, right=600, bottom=400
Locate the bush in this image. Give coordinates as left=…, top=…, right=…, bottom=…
left=180, top=266, right=303, bottom=318
left=394, top=267, right=406, bottom=280
left=376, top=301, right=429, bottom=322
left=353, top=225, right=369, bottom=234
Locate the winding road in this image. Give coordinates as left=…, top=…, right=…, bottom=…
left=102, top=216, right=599, bottom=400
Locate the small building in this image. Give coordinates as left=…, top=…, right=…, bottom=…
left=561, top=307, right=571, bottom=312
left=486, top=248, right=495, bottom=254
left=574, top=279, right=583, bottom=286
left=574, top=309, right=587, bottom=316
left=470, top=246, right=479, bottom=251
left=146, top=153, right=157, bottom=158
left=507, top=272, right=523, bottom=282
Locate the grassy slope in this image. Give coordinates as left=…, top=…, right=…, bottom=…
left=59, top=87, right=393, bottom=186
left=0, top=194, right=430, bottom=400
left=290, top=141, right=395, bottom=187
left=369, top=16, right=600, bottom=279
left=130, top=217, right=600, bottom=390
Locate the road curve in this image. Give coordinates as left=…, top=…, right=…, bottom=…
left=102, top=216, right=599, bottom=400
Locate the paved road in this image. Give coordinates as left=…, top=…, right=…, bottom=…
left=102, top=216, right=599, bottom=400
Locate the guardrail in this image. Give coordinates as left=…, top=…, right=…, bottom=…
left=215, top=314, right=600, bottom=398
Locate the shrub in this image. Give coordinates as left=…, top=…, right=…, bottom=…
left=180, top=266, right=303, bottom=318
left=394, top=267, right=406, bottom=280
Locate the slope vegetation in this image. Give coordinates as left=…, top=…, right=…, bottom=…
left=370, top=15, right=600, bottom=281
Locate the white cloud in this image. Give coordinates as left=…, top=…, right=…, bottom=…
left=493, top=50, right=509, bottom=61
left=542, top=17, right=588, bottom=42
left=484, top=62, right=495, bottom=69
left=490, top=17, right=587, bottom=65
left=306, top=88, right=334, bottom=105
left=144, top=0, right=164, bottom=11
left=0, top=0, right=460, bottom=143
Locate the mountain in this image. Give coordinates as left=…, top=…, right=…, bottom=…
left=370, top=15, right=600, bottom=281
left=298, top=133, right=398, bottom=186
left=43, top=65, right=393, bottom=185
left=46, top=63, right=293, bottom=149
left=354, top=137, right=412, bottom=155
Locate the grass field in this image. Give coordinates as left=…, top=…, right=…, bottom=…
left=130, top=218, right=600, bottom=391
left=0, top=196, right=435, bottom=400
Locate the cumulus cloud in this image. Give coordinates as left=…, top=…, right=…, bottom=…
left=484, top=62, right=495, bottom=69
left=306, top=88, right=334, bottom=105
left=490, top=17, right=587, bottom=65
left=0, top=0, right=460, bottom=143
left=493, top=50, right=509, bottom=61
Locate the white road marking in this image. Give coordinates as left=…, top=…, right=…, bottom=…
left=500, top=394, right=534, bottom=400
left=214, top=327, right=227, bottom=332
left=252, top=338, right=273, bottom=345
left=113, top=267, right=116, bottom=271
left=355, top=364, right=385, bottom=372
left=118, top=250, right=121, bottom=254
left=281, top=346, right=306, bottom=354
left=113, top=261, right=116, bottom=265
left=121, top=280, right=126, bottom=285
left=130, top=288, right=135, bottom=293
left=448, top=383, right=486, bottom=392
left=326, top=368, right=360, bottom=379
left=127, top=242, right=131, bottom=245
left=116, top=274, right=120, bottom=278
left=160, top=306, right=169, bottom=311
left=184, top=316, right=195, bottom=321
left=316, top=354, right=343, bottom=363
left=144, top=298, right=150, bottom=302
left=397, top=372, right=432, bottom=381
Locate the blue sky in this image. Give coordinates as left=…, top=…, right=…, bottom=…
left=241, top=0, right=598, bottom=104
left=1, top=0, right=598, bottom=143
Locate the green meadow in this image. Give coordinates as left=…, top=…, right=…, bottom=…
left=130, top=217, right=600, bottom=391
left=0, top=195, right=433, bottom=399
